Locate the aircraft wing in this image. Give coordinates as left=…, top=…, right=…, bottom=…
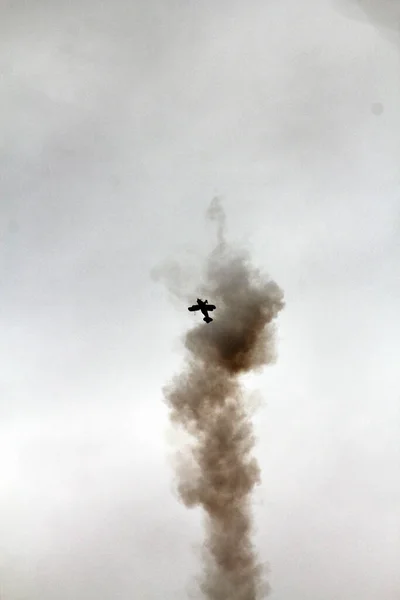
left=206, top=304, right=216, bottom=310
left=188, top=305, right=201, bottom=311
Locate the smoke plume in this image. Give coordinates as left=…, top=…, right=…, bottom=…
left=333, top=0, right=400, bottom=46
left=158, top=199, right=284, bottom=599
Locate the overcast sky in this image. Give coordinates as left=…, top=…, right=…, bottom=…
left=0, top=0, right=399, bottom=598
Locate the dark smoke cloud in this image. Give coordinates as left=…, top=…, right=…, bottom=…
left=333, top=0, right=400, bottom=45
left=155, top=199, right=284, bottom=599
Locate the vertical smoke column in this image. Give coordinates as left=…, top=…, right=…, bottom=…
left=162, top=199, right=284, bottom=600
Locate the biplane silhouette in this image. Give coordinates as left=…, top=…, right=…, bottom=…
left=188, top=298, right=216, bottom=323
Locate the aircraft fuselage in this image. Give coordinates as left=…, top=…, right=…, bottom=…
left=188, top=298, right=216, bottom=323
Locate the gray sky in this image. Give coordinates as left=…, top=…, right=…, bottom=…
left=0, top=0, right=399, bottom=598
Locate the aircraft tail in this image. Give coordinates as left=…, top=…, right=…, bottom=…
left=203, top=316, right=213, bottom=323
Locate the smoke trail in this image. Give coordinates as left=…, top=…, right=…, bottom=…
left=159, top=199, right=284, bottom=600
left=333, top=0, right=400, bottom=46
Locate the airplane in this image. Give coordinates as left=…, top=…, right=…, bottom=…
left=188, top=298, right=216, bottom=323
